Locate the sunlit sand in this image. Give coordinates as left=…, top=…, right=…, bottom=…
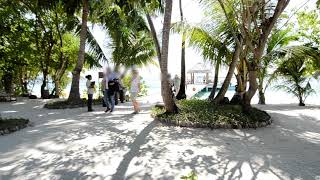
left=0, top=98, right=319, bottom=179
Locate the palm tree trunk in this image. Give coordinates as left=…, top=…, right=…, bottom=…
left=209, top=61, right=220, bottom=100
left=40, top=70, right=48, bottom=98
left=176, top=0, right=186, bottom=100
left=213, top=41, right=242, bottom=104
left=68, top=0, right=89, bottom=104
left=243, top=67, right=258, bottom=111
left=258, top=79, right=266, bottom=104
left=54, top=80, right=60, bottom=97
left=176, top=33, right=186, bottom=100
left=298, top=86, right=305, bottom=106
left=160, top=0, right=177, bottom=113
left=146, top=13, right=161, bottom=63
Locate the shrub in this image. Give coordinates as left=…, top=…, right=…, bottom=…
left=152, top=99, right=271, bottom=129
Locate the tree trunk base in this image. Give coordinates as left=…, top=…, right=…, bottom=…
left=176, top=93, right=186, bottom=100
left=258, top=92, right=266, bottom=105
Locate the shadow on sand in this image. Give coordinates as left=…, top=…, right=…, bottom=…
left=0, top=101, right=319, bottom=179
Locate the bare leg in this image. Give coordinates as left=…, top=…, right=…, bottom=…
left=132, top=100, right=140, bottom=112
left=136, top=101, right=140, bottom=112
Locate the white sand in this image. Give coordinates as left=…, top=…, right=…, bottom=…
left=0, top=98, right=319, bottom=180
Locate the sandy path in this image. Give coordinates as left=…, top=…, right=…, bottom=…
left=0, top=99, right=319, bottom=180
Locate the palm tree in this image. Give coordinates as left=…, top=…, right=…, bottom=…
left=160, top=0, right=177, bottom=113
left=142, top=0, right=177, bottom=112
left=216, top=0, right=290, bottom=110
left=187, top=27, right=231, bottom=100
left=68, top=0, right=89, bottom=104
left=203, top=0, right=244, bottom=104
left=111, top=31, right=157, bottom=67
left=176, top=0, right=186, bottom=100
left=271, top=52, right=317, bottom=106
left=258, top=28, right=298, bottom=104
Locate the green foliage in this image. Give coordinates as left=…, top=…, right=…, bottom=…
left=0, top=0, right=107, bottom=96
left=259, top=27, right=299, bottom=94
left=152, top=100, right=271, bottom=128
left=297, top=10, right=320, bottom=46
left=111, top=31, right=156, bottom=67
left=271, top=53, right=317, bottom=105
left=181, top=171, right=198, bottom=180
left=122, top=74, right=148, bottom=97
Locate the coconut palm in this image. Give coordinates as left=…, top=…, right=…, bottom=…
left=160, top=0, right=176, bottom=112
left=216, top=0, right=290, bottom=110
left=271, top=50, right=319, bottom=106
left=110, top=31, right=156, bottom=67
left=258, top=27, right=298, bottom=104
left=140, top=0, right=177, bottom=112
left=175, top=0, right=187, bottom=100
left=187, top=27, right=231, bottom=100
left=67, top=0, right=89, bottom=103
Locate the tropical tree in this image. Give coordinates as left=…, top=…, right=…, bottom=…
left=111, top=31, right=156, bottom=67
left=176, top=0, right=187, bottom=100
left=160, top=0, right=177, bottom=112
left=68, top=0, right=89, bottom=103
left=217, top=0, right=290, bottom=110
left=203, top=0, right=243, bottom=104
left=271, top=46, right=320, bottom=106
left=0, top=0, right=35, bottom=95
left=258, top=27, right=298, bottom=104
left=1, top=0, right=106, bottom=99
left=187, top=26, right=231, bottom=100
left=141, top=0, right=177, bottom=112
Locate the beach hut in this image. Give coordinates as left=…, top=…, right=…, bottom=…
left=187, top=62, right=212, bottom=84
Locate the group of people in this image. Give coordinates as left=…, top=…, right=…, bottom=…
left=85, top=67, right=141, bottom=114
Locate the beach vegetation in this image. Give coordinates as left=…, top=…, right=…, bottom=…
left=152, top=99, right=271, bottom=129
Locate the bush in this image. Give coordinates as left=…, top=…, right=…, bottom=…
left=122, top=74, right=148, bottom=97
left=152, top=99, right=271, bottom=129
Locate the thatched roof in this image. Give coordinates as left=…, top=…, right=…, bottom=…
left=187, top=62, right=212, bottom=73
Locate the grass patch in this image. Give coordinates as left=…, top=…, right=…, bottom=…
left=0, top=117, right=29, bottom=134
left=152, top=99, right=271, bottom=129
left=44, top=98, right=103, bottom=109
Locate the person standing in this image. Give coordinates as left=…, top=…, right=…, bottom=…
left=118, top=74, right=125, bottom=103
left=130, top=70, right=141, bottom=114
left=173, top=74, right=181, bottom=96
left=104, top=67, right=118, bottom=113
left=86, top=75, right=94, bottom=112
left=101, top=73, right=107, bottom=107
left=103, top=67, right=111, bottom=112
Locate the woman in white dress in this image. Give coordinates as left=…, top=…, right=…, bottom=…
left=130, top=70, right=141, bottom=114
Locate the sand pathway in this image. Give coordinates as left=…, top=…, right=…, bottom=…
left=0, top=99, right=319, bottom=180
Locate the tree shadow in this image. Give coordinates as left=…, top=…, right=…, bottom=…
left=111, top=120, right=157, bottom=180
left=0, top=101, right=319, bottom=179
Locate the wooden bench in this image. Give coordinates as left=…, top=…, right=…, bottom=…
left=0, top=91, right=17, bottom=102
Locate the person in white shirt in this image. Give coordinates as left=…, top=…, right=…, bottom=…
left=130, top=69, right=141, bottom=114
left=85, top=75, right=94, bottom=112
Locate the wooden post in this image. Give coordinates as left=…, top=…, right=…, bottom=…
left=192, top=73, right=194, bottom=84
left=206, top=73, right=209, bottom=84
